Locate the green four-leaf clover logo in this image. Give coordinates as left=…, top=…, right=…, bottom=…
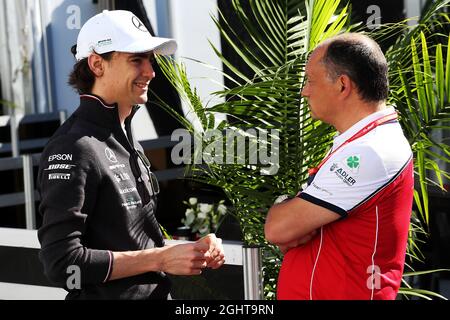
left=346, top=156, right=360, bottom=169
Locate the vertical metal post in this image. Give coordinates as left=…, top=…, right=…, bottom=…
left=10, top=110, right=19, bottom=157
left=242, top=245, right=264, bottom=300
left=59, top=109, right=67, bottom=124
left=23, top=154, right=36, bottom=229
left=39, top=0, right=54, bottom=112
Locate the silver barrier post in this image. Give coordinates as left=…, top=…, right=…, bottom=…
left=242, top=245, right=264, bottom=300
left=10, top=110, right=19, bottom=157
left=59, top=110, right=67, bottom=124
left=23, top=154, right=36, bottom=229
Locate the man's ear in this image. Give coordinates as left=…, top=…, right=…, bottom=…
left=87, top=54, right=104, bottom=77
left=338, top=74, right=353, bottom=98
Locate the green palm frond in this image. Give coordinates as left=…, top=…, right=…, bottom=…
left=387, top=27, right=450, bottom=225
left=375, top=2, right=450, bottom=299
left=399, top=288, right=448, bottom=300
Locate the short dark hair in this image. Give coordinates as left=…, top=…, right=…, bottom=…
left=321, top=34, right=388, bottom=102
left=68, top=45, right=114, bottom=94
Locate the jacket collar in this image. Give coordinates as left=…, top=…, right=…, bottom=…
left=74, top=94, right=140, bottom=130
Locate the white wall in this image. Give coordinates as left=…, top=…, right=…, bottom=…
left=43, top=0, right=97, bottom=115
left=140, top=0, right=225, bottom=136
left=168, top=0, right=225, bottom=130
left=404, top=0, right=426, bottom=25
left=142, top=0, right=159, bottom=34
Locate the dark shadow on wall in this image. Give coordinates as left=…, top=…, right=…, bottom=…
left=349, top=0, right=405, bottom=51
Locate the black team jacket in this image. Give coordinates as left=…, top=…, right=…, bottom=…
left=37, top=94, right=171, bottom=299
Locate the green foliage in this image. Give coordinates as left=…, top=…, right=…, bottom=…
left=182, top=197, right=227, bottom=237
left=154, top=0, right=450, bottom=299
left=379, top=1, right=450, bottom=298
left=0, top=99, right=17, bottom=109
left=380, top=0, right=450, bottom=227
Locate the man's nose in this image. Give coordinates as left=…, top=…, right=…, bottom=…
left=301, top=82, right=310, bottom=97
left=143, top=59, right=155, bottom=79
left=301, top=87, right=307, bottom=97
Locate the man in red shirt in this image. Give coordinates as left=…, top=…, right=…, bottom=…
left=264, top=33, right=414, bottom=300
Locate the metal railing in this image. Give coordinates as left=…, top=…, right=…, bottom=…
left=0, top=154, right=41, bottom=229
left=1, top=110, right=67, bottom=155
left=0, top=228, right=264, bottom=300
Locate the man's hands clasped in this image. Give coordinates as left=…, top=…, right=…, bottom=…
left=196, top=233, right=225, bottom=269
left=159, top=233, right=225, bottom=276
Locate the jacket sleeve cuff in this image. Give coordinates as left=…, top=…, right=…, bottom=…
left=84, top=249, right=114, bottom=284
left=103, top=250, right=113, bottom=283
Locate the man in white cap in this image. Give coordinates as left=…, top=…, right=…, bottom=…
left=37, top=10, right=225, bottom=300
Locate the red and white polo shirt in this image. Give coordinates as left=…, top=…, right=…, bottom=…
left=277, top=106, right=414, bottom=300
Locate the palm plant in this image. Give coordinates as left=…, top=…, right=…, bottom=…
left=379, top=0, right=450, bottom=299
left=154, top=0, right=450, bottom=299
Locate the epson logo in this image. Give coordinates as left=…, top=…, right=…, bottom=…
left=48, top=173, right=71, bottom=180
left=48, top=154, right=73, bottom=162
left=44, top=164, right=76, bottom=170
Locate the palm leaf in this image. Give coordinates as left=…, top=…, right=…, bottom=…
left=398, top=288, right=448, bottom=300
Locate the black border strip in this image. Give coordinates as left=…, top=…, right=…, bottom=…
left=298, top=193, right=347, bottom=218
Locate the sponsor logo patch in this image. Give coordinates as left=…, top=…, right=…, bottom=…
left=97, top=38, right=112, bottom=47
left=131, top=16, right=147, bottom=32
left=311, top=181, right=333, bottom=196
left=121, top=198, right=142, bottom=210
left=48, top=154, right=72, bottom=162
left=105, top=148, right=118, bottom=163
left=335, top=167, right=357, bottom=186
left=119, top=187, right=137, bottom=195
left=48, top=173, right=71, bottom=180
left=44, top=164, right=76, bottom=170
left=344, top=155, right=360, bottom=174
left=109, top=164, right=126, bottom=170
left=330, top=163, right=338, bottom=172
left=114, top=172, right=130, bottom=183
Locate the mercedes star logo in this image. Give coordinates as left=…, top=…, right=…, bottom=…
left=105, top=148, right=118, bottom=163
left=132, top=16, right=147, bottom=32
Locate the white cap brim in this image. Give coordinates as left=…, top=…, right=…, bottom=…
left=118, top=37, right=177, bottom=56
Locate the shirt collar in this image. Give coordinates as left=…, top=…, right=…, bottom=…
left=74, top=94, right=140, bottom=130
left=332, top=106, right=396, bottom=150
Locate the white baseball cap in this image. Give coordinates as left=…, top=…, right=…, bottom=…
left=75, top=10, right=177, bottom=61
